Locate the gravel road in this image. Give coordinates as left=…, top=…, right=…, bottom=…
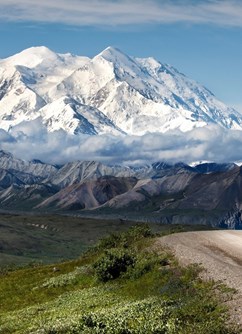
left=157, top=231, right=242, bottom=326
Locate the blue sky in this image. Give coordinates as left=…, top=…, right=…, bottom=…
left=0, top=0, right=242, bottom=111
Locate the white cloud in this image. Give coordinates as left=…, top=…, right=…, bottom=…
left=0, top=0, right=242, bottom=27
left=1, top=121, right=242, bottom=165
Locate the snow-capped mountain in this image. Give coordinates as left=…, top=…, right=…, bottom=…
left=0, top=46, right=241, bottom=135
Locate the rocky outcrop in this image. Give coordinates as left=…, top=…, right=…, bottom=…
left=218, top=209, right=242, bottom=229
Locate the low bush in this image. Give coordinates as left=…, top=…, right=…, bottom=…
left=93, top=249, right=136, bottom=282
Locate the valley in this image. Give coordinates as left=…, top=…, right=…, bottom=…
left=0, top=212, right=141, bottom=267
left=0, top=210, right=215, bottom=268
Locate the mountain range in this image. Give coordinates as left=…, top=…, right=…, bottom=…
left=1, top=47, right=242, bottom=228
left=0, top=150, right=241, bottom=229
left=0, top=46, right=242, bottom=136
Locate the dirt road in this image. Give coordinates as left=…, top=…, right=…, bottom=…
left=157, top=231, right=242, bottom=325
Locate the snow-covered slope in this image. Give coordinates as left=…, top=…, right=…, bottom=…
left=0, top=46, right=241, bottom=135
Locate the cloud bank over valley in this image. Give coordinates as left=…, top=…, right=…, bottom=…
left=1, top=119, right=242, bottom=166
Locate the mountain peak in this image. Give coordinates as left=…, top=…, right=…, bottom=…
left=22, top=45, right=54, bottom=55
left=99, top=46, right=125, bottom=56
left=3, top=46, right=59, bottom=68
left=95, top=46, right=133, bottom=64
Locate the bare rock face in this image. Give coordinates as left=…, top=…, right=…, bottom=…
left=36, top=176, right=138, bottom=210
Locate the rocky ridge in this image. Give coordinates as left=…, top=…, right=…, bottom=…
left=0, top=150, right=241, bottom=228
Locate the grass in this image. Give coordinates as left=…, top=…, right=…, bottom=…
left=0, top=224, right=240, bottom=334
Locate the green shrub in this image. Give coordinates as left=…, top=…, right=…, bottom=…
left=40, top=265, right=92, bottom=288
left=75, top=297, right=173, bottom=334
left=125, top=223, right=153, bottom=239
left=93, top=249, right=136, bottom=282
left=96, top=233, right=122, bottom=250
left=95, top=224, right=153, bottom=252
left=124, top=252, right=160, bottom=279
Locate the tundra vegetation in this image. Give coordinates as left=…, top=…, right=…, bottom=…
left=0, top=224, right=240, bottom=333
